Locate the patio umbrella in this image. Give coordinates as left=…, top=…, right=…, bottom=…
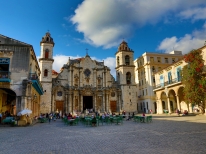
left=17, top=109, right=32, bottom=116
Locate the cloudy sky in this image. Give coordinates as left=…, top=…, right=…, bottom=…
left=1, top=0, right=206, bottom=77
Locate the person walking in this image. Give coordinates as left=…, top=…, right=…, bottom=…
left=0, top=112, right=2, bottom=124
left=48, top=114, right=52, bottom=124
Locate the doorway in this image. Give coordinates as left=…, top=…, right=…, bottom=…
left=56, top=101, right=64, bottom=113
left=83, top=96, right=93, bottom=111
left=110, top=101, right=117, bottom=112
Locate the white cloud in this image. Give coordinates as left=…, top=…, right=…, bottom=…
left=179, top=7, right=206, bottom=21
left=157, top=23, right=206, bottom=54
left=52, top=55, right=80, bottom=72
left=52, top=55, right=116, bottom=77
left=70, top=0, right=206, bottom=48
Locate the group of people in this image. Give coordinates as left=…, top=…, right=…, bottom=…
left=38, top=113, right=60, bottom=123
left=126, top=112, right=135, bottom=121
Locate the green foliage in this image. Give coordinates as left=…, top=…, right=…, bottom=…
left=182, top=49, right=206, bottom=113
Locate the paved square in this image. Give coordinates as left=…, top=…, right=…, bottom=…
left=0, top=115, right=206, bottom=154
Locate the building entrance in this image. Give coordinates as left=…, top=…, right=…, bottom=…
left=110, top=101, right=117, bottom=112
left=56, top=101, right=64, bottom=114
left=83, top=96, right=93, bottom=111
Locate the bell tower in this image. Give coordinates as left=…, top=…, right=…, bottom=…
left=115, top=41, right=137, bottom=112
left=39, top=32, right=54, bottom=113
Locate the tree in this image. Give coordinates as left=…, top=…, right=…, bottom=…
left=182, top=49, right=206, bottom=113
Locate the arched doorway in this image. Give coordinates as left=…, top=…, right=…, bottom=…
left=0, top=88, right=16, bottom=117
left=153, top=102, right=157, bottom=113
left=83, top=96, right=93, bottom=111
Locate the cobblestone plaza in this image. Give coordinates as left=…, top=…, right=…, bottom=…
left=0, top=115, right=206, bottom=154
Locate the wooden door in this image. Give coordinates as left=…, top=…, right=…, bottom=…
left=56, top=101, right=64, bottom=113
left=110, top=101, right=117, bottom=112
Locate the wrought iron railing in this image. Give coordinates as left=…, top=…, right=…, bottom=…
left=29, top=73, right=43, bottom=90
left=153, top=77, right=182, bottom=89
left=0, top=71, right=11, bottom=79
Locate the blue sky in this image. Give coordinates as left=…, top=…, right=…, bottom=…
left=1, top=0, right=206, bottom=77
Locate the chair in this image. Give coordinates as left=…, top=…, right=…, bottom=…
left=134, top=116, right=140, bottom=123
left=104, top=117, right=111, bottom=125
left=146, top=116, right=152, bottom=123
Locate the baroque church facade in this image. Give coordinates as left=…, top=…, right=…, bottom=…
left=39, top=32, right=136, bottom=114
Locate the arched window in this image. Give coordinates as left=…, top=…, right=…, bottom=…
left=125, top=55, right=130, bottom=65
left=117, top=56, right=119, bottom=66
left=46, top=37, right=49, bottom=41
left=45, top=49, right=49, bottom=58
left=44, top=69, right=48, bottom=77
left=126, top=72, right=131, bottom=84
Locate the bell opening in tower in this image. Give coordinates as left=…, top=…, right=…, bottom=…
left=83, top=96, right=93, bottom=111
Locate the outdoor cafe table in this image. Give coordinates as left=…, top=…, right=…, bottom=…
left=134, top=116, right=146, bottom=123
left=67, top=119, right=75, bottom=125
left=111, top=117, right=121, bottom=124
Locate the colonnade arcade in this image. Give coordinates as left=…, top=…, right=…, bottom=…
left=155, top=86, right=193, bottom=114
left=51, top=85, right=122, bottom=114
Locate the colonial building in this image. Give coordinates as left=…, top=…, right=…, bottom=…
left=115, top=41, right=137, bottom=112
left=134, top=51, right=183, bottom=113
left=40, top=33, right=186, bottom=114
left=0, top=34, right=43, bottom=121
left=154, top=45, right=206, bottom=114
left=39, top=32, right=122, bottom=114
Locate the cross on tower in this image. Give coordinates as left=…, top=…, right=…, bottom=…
left=86, top=48, right=89, bottom=55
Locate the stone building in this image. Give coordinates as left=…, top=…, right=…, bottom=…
left=115, top=41, right=137, bottom=112
left=134, top=51, right=183, bottom=113
left=39, top=33, right=186, bottom=114
left=39, top=32, right=121, bottom=114
left=0, top=34, right=43, bottom=119
left=154, top=45, right=206, bottom=114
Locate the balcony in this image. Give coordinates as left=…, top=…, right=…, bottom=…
left=29, top=73, right=44, bottom=95
left=153, top=77, right=182, bottom=90
left=0, top=71, right=11, bottom=82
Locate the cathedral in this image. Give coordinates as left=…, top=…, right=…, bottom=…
left=39, top=32, right=137, bottom=114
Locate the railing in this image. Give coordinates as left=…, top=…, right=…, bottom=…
left=153, top=77, right=182, bottom=89
left=29, top=73, right=43, bottom=93
left=0, top=71, right=11, bottom=79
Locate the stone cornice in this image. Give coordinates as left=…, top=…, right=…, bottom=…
left=115, top=65, right=135, bottom=69
left=39, top=58, right=54, bottom=62
left=165, top=66, right=172, bottom=71
left=0, top=50, right=13, bottom=56
left=174, top=61, right=183, bottom=67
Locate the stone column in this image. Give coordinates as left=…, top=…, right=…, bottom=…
left=105, top=70, right=107, bottom=87
left=102, top=91, right=105, bottom=112
left=71, top=69, right=73, bottom=87
left=72, top=93, right=74, bottom=114
left=158, top=99, right=163, bottom=114
left=104, top=71, right=106, bottom=87
left=102, top=72, right=104, bottom=88
left=176, top=95, right=180, bottom=111
left=167, top=97, right=171, bottom=113
left=105, top=93, right=108, bottom=112
left=51, top=94, right=54, bottom=113
left=65, top=93, right=68, bottom=114
left=68, top=92, right=72, bottom=113
left=118, top=93, right=121, bottom=112
left=68, top=69, right=71, bottom=86
left=94, top=94, right=97, bottom=112
left=79, top=70, right=82, bottom=87
left=79, top=92, right=81, bottom=112
left=80, top=94, right=83, bottom=112
left=93, top=69, right=96, bottom=87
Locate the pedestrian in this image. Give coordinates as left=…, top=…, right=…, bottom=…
left=0, top=112, right=2, bottom=124
left=48, top=114, right=52, bottom=124
left=126, top=112, right=131, bottom=121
